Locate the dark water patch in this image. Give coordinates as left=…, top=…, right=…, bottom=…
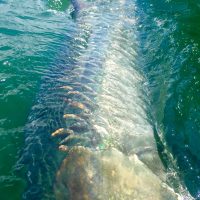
left=0, top=46, right=12, bottom=51
left=136, top=0, right=200, bottom=198
left=0, top=27, right=25, bottom=36
left=17, top=15, right=37, bottom=20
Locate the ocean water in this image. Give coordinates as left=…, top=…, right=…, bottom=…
left=0, top=0, right=200, bottom=199
left=0, top=0, right=71, bottom=199
left=136, top=0, right=200, bottom=198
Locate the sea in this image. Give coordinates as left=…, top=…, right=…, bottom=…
left=0, top=0, right=200, bottom=199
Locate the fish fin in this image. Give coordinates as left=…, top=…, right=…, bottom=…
left=70, top=0, right=88, bottom=12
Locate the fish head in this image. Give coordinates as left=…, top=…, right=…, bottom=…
left=54, top=146, right=180, bottom=200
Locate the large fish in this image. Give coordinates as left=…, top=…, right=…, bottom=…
left=20, top=0, right=182, bottom=199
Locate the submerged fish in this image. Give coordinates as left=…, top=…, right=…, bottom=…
left=20, top=0, right=182, bottom=199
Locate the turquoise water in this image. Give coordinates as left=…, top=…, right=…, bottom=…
left=0, top=0, right=70, bottom=199
left=0, top=0, right=200, bottom=199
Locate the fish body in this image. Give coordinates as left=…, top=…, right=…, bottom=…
left=20, top=0, right=182, bottom=199
left=70, top=0, right=87, bottom=12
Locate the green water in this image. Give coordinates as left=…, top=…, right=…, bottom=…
left=137, top=0, right=200, bottom=198
left=0, top=0, right=70, bottom=199
left=1, top=0, right=200, bottom=199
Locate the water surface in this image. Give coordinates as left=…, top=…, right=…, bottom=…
left=0, top=0, right=70, bottom=199
left=1, top=0, right=200, bottom=199
left=136, top=0, right=200, bottom=198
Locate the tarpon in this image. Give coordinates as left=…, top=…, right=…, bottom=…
left=20, top=0, right=182, bottom=199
